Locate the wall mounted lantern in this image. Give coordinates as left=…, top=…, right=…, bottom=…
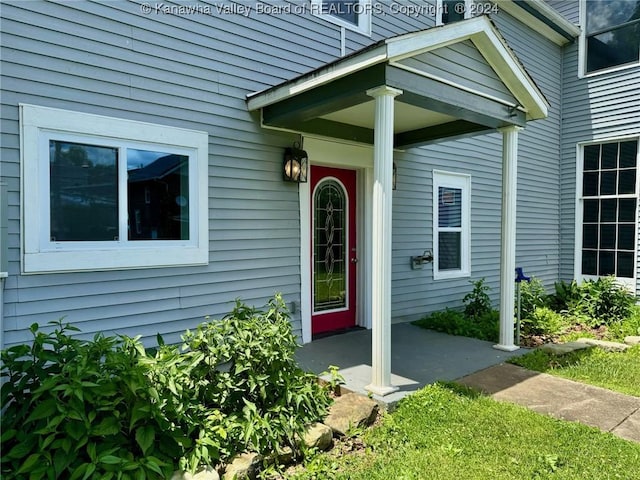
left=283, top=142, right=308, bottom=183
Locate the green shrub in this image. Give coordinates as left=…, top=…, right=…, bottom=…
left=517, top=277, right=548, bottom=319
left=412, top=308, right=499, bottom=342
left=607, top=305, right=640, bottom=341
left=1, top=295, right=331, bottom=479
left=521, top=306, right=568, bottom=336
left=547, top=279, right=581, bottom=313
left=577, top=276, right=636, bottom=325
left=462, top=278, right=493, bottom=320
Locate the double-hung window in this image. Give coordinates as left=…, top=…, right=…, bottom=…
left=20, top=104, right=209, bottom=273
left=581, top=0, right=640, bottom=75
left=577, top=138, right=638, bottom=287
left=312, top=0, right=371, bottom=35
left=433, top=170, right=471, bottom=279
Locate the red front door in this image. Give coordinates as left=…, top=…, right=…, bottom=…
left=311, top=166, right=357, bottom=335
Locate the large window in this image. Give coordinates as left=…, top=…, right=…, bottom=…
left=20, top=104, right=209, bottom=273
left=582, top=0, right=640, bottom=74
left=577, top=139, right=638, bottom=285
left=433, top=170, right=471, bottom=279
left=312, top=0, right=371, bottom=35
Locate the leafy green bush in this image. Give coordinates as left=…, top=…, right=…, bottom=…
left=521, top=306, right=568, bottom=336
left=607, top=305, right=640, bottom=341
left=412, top=308, right=499, bottom=342
left=547, top=279, right=581, bottom=313
left=1, top=295, right=331, bottom=479
left=517, top=277, right=548, bottom=319
left=1, top=322, right=170, bottom=479
left=462, top=278, right=493, bottom=320
left=576, top=277, right=636, bottom=326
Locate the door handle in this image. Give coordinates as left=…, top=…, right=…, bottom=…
left=351, top=258, right=358, bottom=264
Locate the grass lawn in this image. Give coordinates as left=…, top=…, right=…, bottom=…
left=510, top=345, right=640, bottom=397
left=286, top=384, right=640, bottom=480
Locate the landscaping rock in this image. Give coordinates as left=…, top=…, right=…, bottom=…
left=575, top=338, right=630, bottom=352
left=540, top=342, right=593, bottom=356
left=270, top=446, right=295, bottom=466
left=302, top=422, right=333, bottom=450
left=324, top=393, right=378, bottom=437
left=624, top=336, right=640, bottom=346
left=171, top=466, right=220, bottom=480
left=222, top=453, right=262, bottom=480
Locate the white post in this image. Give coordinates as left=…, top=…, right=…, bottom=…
left=365, top=85, right=402, bottom=396
left=494, top=125, right=522, bottom=352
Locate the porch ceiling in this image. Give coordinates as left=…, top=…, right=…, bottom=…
left=247, top=16, right=549, bottom=149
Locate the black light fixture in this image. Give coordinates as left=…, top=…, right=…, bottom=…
left=283, top=142, right=308, bottom=183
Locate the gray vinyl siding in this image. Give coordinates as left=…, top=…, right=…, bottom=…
left=0, top=0, right=356, bottom=347
left=559, top=38, right=640, bottom=294
left=390, top=9, right=563, bottom=321
left=0, top=0, right=580, bottom=344
left=545, top=0, right=579, bottom=25
left=398, top=40, right=518, bottom=106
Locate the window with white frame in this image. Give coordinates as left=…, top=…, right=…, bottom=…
left=577, top=139, right=638, bottom=285
left=436, top=0, right=473, bottom=26
left=433, top=170, right=471, bottom=279
left=311, top=0, right=371, bottom=35
left=20, top=104, right=209, bottom=273
left=581, top=0, right=640, bottom=75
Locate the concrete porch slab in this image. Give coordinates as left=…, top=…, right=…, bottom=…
left=296, top=322, right=527, bottom=407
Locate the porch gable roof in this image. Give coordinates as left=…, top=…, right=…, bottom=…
left=247, top=16, right=549, bottom=148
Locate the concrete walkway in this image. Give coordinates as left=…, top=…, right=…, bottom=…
left=457, top=363, right=640, bottom=443
left=297, top=323, right=640, bottom=443
left=296, top=323, right=526, bottom=406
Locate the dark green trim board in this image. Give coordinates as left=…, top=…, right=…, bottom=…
left=394, top=121, right=492, bottom=149
left=513, top=0, right=576, bottom=42
left=293, top=119, right=375, bottom=144
left=261, top=64, right=385, bottom=127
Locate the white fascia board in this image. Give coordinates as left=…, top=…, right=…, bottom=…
left=246, top=46, right=388, bottom=111
left=500, top=0, right=581, bottom=46
left=385, top=15, right=488, bottom=62
left=470, top=28, right=549, bottom=120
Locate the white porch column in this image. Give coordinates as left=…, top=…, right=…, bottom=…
left=494, top=125, right=523, bottom=352
left=365, top=85, right=402, bottom=396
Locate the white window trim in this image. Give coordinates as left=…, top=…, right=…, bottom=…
left=433, top=170, right=471, bottom=280
left=435, top=0, right=473, bottom=26
left=573, top=136, right=639, bottom=289
left=311, top=0, right=372, bottom=36
left=578, top=0, right=640, bottom=78
left=20, top=104, right=209, bottom=274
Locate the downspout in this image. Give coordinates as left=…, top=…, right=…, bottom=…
left=0, top=181, right=7, bottom=352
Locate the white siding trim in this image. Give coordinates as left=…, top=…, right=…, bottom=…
left=300, top=137, right=373, bottom=343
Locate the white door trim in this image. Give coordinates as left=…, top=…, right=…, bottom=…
left=300, top=136, right=374, bottom=343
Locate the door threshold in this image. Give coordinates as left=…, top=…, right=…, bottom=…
left=312, top=326, right=366, bottom=341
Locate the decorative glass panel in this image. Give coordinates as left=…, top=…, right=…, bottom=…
left=127, top=150, right=189, bottom=240
left=49, top=140, right=118, bottom=241
left=314, top=180, right=347, bottom=312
